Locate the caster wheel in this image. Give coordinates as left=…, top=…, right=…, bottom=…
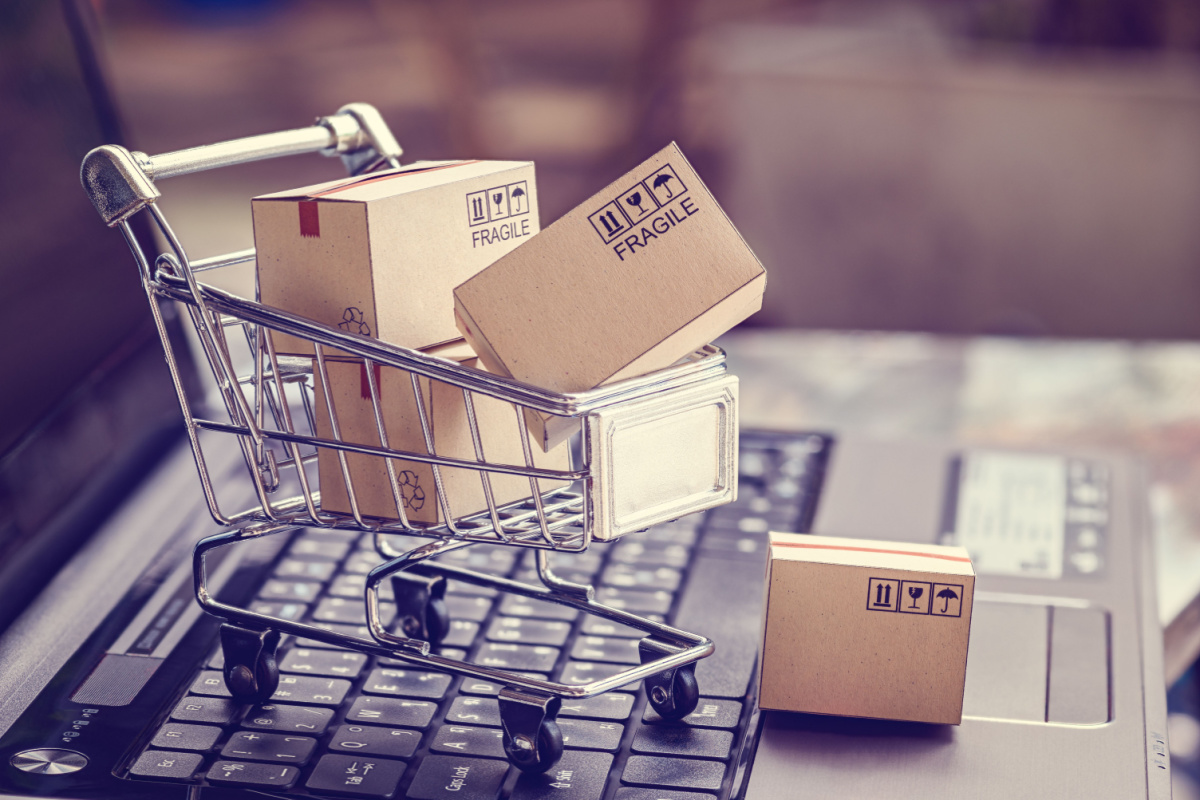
left=648, top=666, right=699, bottom=721
left=504, top=718, right=564, bottom=774
left=224, top=649, right=280, bottom=703
left=425, top=596, right=450, bottom=646
left=220, top=625, right=280, bottom=703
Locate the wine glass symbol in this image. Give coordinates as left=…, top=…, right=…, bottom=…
left=625, top=191, right=647, bottom=216
left=907, top=586, right=924, bottom=609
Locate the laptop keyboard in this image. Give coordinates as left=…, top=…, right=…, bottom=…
left=127, top=430, right=832, bottom=798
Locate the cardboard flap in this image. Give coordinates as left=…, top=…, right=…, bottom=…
left=254, top=160, right=534, bottom=203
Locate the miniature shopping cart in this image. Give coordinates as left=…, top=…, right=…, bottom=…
left=81, top=104, right=738, bottom=773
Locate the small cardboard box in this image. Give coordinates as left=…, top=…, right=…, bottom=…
left=453, top=142, right=766, bottom=450
left=759, top=532, right=975, bottom=725
left=312, top=341, right=570, bottom=525
left=255, top=160, right=538, bottom=356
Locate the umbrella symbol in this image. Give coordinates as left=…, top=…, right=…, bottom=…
left=511, top=186, right=525, bottom=212
left=907, top=586, right=924, bottom=609
left=936, top=587, right=959, bottom=613
left=625, top=191, right=647, bottom=216
left=652, top=173, right=676, bottom=198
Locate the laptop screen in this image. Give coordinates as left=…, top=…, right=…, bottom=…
left=0, top=0, right=191, bottom=628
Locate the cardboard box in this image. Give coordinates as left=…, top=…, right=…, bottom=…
left=312, top=341, right=570, bottom=525
left=453, top=142, right=766, bottom=449
left=759, top=532, right=975, bottom=725
left=255, top=160, right=538, bottom=356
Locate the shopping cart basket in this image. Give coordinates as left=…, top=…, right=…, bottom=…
left=81, top=103, right=739, bottom=773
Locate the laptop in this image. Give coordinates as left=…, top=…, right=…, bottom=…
left=0, top=4, right=1171, bottom=799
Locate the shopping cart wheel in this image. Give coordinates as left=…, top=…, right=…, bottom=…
left=646, top=665, right=700, bottom=721
left=391, top=572, right=450, bottom=645
left=220, top=624, right=281, bottom=703
left=640, top=638, right=701, bottom=720
left=499, top=688, right=564, bottom=773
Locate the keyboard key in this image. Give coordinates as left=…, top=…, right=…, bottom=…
left=241, top=703, right=334, bottom=734
left=289, top=537, right=352, bottom=561
left=430, top=724, right=506, bottom=758
left=190, top=670, right=231, bottom=697
left=220, top=731, right=318, bottom=764
left=444, top=696, right=500, bottom=726
left=446, top=595, right=494, bottom=623
left=643, top=698, right=742, bottom=729
left=643, top=525, right=699, bottom=546
left=170, top=695, right=238, bottom=725
left=615, top=788, right=717, bottom=800
left=559, top=661, right=632, bottom=688
left=259, top=579, right=323, bottom=603
left=570, top=637, right=640, bottom=665
left=344, top=551, right=383, bottom=574
left=329, top=573, right=394, bottom=601
left=346, top=695, right=438, bottom=729
left=580, top=616, right=652, bottom=639
left=362, top=668, right=453, bottom=700
left=151, top=722, right=221, bottom=751
left=557, top=719, right=624, bottom=751
left=438, top=546, right=518, bottom=573
left=601, top=564, right=682, bottom=592
left=672, top=556, right=763, bottom=699
left=275, top=558, right=337, bottom=581
left=248, top=600, right=309, bottom=621
left=446, top=579, right=499, bottom=598
left=474, top=642, right=560, bottom=672
left=610, top=542, right=689, bottom=569
left=486, top=617, right=571, bottom=647
left=621, top=756, right=726, bottom=791
left=329, top=725, right=422, bottom=759
left=443, top=619, right=481, bottom=648
left=272, top=674, right=352, bottom=705
left=130, top=750, right=204, bottom=780
left=498, top=595, right=579, bottom=622
left=457, top=674, right=549, bottom=697
left=511, top=750, right=613, bottom=800
left=206, top=760, right=300, bottom=789
left=306, top=753, right=406, bottom=797
left=313, top=597, right=395, bottom=627
left=280, top=648, right=368, bottom=678
left=631, top=726, right=734, bottom=760
left=296, top=621, right=375, bottom=649
left=558, top=692, right=635, bottom=721
left=406, top=754, right=510, bottom=800
left=596, top=588, right=673, bottom=616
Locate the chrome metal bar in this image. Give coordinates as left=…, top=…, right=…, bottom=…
left=192, top=248, right=256, bottom=273
left=135, top=125, right=338, bottom=181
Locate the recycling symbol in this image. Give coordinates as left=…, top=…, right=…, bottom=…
left=338, top=307, right=371, bottom=336
left=398, top=470, right=425, bottom=511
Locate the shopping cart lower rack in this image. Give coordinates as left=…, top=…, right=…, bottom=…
left=81, top=103, right=740, bottom=773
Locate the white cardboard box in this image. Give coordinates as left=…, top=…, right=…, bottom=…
left=759, top=532, right=975, bottom=725
left=255, top=160, right=538, bottom=356
left=312, top=341, right=569, bottom=525
left=453, top=142, right=766, bottom=450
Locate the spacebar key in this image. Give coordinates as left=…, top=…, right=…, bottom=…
left=672, top=555, right=764, bottom=699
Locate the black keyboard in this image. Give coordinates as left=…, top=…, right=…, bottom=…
left=126, top=430, right=832, bottom=799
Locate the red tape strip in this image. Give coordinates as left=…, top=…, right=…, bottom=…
left=298, top=200, right=320, bottom=237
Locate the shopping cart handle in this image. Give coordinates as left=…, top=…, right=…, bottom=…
left=81, top=103, right=403, bottom=226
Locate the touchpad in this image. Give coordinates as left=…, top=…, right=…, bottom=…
left=963, top=601, right=1109, bottom=724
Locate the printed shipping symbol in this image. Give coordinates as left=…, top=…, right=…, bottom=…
left=907, top=586, right=924, bottom=609
left=511, top=186, right=525, bottom=213
left=599, top=210, right=624, bottom=235
left=937, top=587, right=958, bottom=613
left=874, top=583, right=891, bottom=607
left=471, top=196, right=485, bottom=222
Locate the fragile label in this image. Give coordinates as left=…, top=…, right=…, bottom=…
left=586, top=163, right=697, bottom=260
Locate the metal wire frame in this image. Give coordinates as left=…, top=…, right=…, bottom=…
left=87, top=107, right=726, bottom=726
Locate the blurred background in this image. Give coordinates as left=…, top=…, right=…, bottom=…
left=8, top=0, right=1200, bottom=793
left=71, top=0, right=1200, bottom=338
